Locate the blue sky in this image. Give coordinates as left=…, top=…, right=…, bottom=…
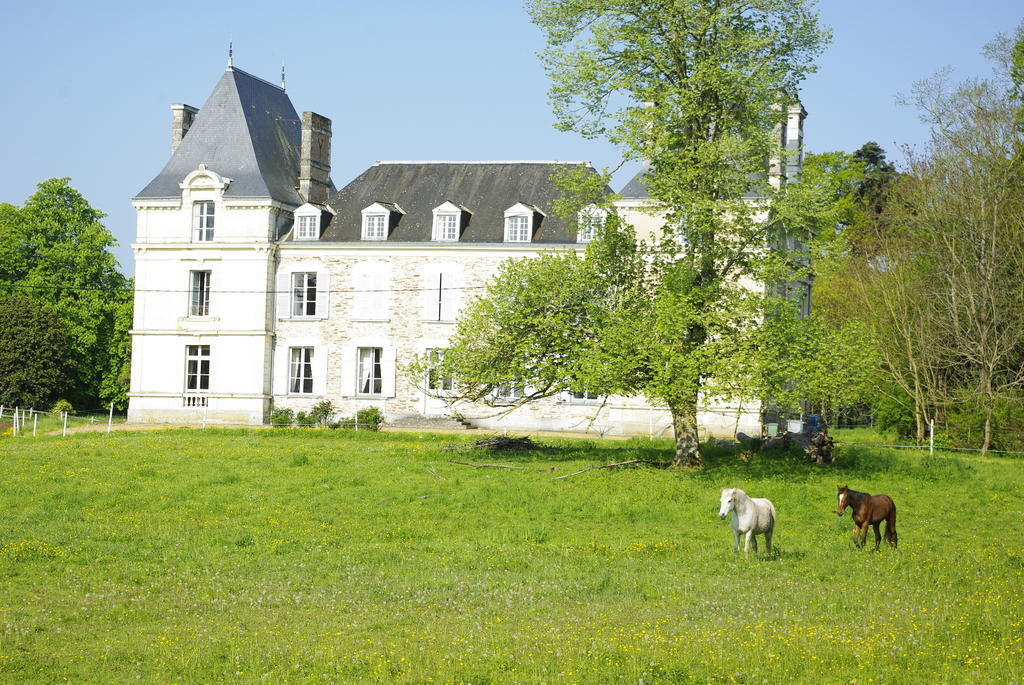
left=1, top=1, right=1021, bottom=275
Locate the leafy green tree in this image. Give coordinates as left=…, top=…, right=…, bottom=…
left=0, top=295, right=72, bottom=408
left=526, top=1, right=828, bottom=466
left=0, top=178, right=132, bottom=409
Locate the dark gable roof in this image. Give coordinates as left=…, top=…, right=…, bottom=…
left=135, top=67, right=302, bottom=205
left=320, top=162, right=607, bottom=243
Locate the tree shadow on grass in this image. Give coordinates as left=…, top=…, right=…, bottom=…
left=446, top=438, right=676, bottom=465
left=440, top=435, right=976, bottom=485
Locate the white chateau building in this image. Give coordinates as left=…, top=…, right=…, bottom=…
left=128, top=64, right=809, bottom=437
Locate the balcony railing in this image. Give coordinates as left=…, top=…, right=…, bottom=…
left=183, top=394, right=208, bottom=408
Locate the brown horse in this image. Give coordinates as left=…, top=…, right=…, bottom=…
left=837, top=486, right=897, bottom=550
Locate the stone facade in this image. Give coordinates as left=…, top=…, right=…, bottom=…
left=269, top=243, right=766, bottom=438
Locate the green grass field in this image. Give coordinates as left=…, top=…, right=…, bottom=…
left=1, top=429, right=1022, bottom=683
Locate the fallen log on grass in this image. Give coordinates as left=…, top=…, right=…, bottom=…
left=551, top=458, right=663, bottom=480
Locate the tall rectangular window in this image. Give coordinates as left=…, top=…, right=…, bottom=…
left=357, top=347, right=383, bottom=395
left=193, top=201, right=215, bottom=241
left=426, top=348, right=453, bottom=392
left=291, top=272, right=317, bottom=317
left=189, top=270, right=211, bottom=316
left=289, top=347, right=314, bottom=394
left=296, top=215, right=318, bottom=240
left=504, top=215, right=531, bottom=242
left=185, top=345, right=210, bottom=391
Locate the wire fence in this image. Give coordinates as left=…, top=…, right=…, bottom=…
left=0, top=405, right=129, bottom=437
left=3, top=404, right=1022, bottom=457
left=837, top=441, right=1024, bottom=457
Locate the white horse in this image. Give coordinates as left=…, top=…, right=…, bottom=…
left=718, top=488, right=776, bottom=557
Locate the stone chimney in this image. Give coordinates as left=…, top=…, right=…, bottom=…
left=784, top=103, right=807, bottom=184
left=299, top=111, right=332, bottom=204
left=170, top=104, right=199, bottom=154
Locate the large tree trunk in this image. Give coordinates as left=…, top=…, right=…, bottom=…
left=981, top=373, right=995, bottom=457
left=669, top=404, right=702, bottom=468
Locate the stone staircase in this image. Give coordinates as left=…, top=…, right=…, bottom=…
left=385, top=415, right=476, bottom=431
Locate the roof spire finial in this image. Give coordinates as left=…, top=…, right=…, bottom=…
left=227, top=39, right=233, bottom=69
left=280, top=61, right=286, bottom=90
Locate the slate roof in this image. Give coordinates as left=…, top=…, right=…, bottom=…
left=319, top=162, right=607, bottom=243
left=619, top=162, right=771, bottom=201
left=135, top=67, right=303, bottom=205
left=619, top=162, right=651, bottom=199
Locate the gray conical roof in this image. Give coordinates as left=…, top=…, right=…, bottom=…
left=135, top=67, right=302, bottom=205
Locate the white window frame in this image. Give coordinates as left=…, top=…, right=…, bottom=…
left=503, top=203, right=542, bottom=243
left=426, top=348, right=454, bottom=393
left=357, top=347, right=384, bottom=396
left=362, top=213, right=387, bottom=240
left=296, top=214, right=319, bottom=240
left=291, top=272, right=318, bottom=317
left=433, top=213, right=459, bottom=241
left=568, top=389, right=602, bottom=404
left=496, top=382, right=524, bottom=402
left=288, top=347, right=315, bottom=395
left=192, top=201, right=215, bottom=242
left=577, top=206, right=606, bottom=243
left=189, top=270, right=211, bottom=317
left=504, top=215, right=531, bottom=242
left=185, top=345, right=210, bottom=392
left=431, top=201, right=465, bottom=241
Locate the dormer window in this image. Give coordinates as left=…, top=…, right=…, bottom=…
left=360, top=202, right=404, bottom=241
left=193, top=201, right=215, bottom=241
left=297, top=215, right=318, bottom=240
left=577, top=206, right=607, bottom=243
left=364, top=214, right=387, bottom=240
left=431, top=201, right=469, bottom=241
left=293, top=203, right=328, bottom=241
left=503, top=203, right=543, bottom=243
left=505, top=216, right=530, bottom=242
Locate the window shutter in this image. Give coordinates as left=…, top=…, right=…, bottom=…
left=372, top=267, right=390, bottom=319
left=352, top=265, right=372, bottom=319
left=420, top=265, right=442, bottom=320
left=339, top=345, right=356, bottom=397
left=276, top=271, right=290, bottom=320
left=315, top=270, right=330, bottom=319
left=313, top=345, right=328, bottom=395
left=272, top=343, right=288, bottom=395
left=382, top=345, right=397, bottom=398
left=440, top=267, right=462, bottom=321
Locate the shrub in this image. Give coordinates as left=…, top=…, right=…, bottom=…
left=356, top=407, right=383, bottom=431
left=51, top=399, right=73, bottom=415
left=295, top=411, right=310, bottom=427
left=270, top=408, right=294, bottom=427
left=309, top=400, right=335, bottom=427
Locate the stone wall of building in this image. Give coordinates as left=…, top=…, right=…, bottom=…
left=270, top=244, right=762, bottom=437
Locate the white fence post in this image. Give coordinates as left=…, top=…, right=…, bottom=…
left=33, top=412, right=37, bottom=436
left=62, top=412, right=68, bottom=437
left=929, top=418, right=934, bottom=457
left=107, top=403, right=114, bottom=434
left=12, top=407, right=17, bottom=437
